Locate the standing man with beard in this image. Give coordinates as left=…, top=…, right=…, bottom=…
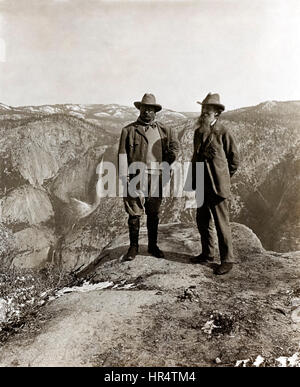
left=190, top=93, right=239, bottom=275
left=118, top=93, right=179, bottom=262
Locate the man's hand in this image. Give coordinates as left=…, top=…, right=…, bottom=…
left=202, top=144, right=216, bottom=160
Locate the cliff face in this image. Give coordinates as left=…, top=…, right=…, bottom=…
left=0, top=101, right=299, bottom=270
left=0, top=113, right=117, bottom=268
left=223, top=101, right=300, bottom=251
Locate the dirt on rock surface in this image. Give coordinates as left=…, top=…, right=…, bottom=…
left=0, top=223, right=299, bottom=367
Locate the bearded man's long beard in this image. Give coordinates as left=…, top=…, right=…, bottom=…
left=197, top=115, right=212, bottom=131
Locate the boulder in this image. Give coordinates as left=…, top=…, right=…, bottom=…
left=231, top=222, right=264, bottom=257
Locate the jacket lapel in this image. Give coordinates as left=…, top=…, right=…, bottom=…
left=135, top=123, right=148, bottom=142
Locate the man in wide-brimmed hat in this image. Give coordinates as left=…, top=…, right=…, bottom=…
left=190, top=93, right=239, bottom=275
left=118, top=93, right=179, bottom=261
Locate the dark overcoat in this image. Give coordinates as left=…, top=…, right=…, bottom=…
left=191, top=121, right=239, bottom=198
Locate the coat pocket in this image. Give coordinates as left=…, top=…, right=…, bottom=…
left=129, top=135, right=141, bottom=147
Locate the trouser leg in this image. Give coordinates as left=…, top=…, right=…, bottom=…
left=145, top=173, right=163, bottom=248
left=145, top=197, right=162, bottom=248
left=123, top=180, right=144, bottom=249
left=196, top=202, right=215, bottom=258
left=128, top=215, right=140, bottom=248
left=210, top=197, right=234, bottom=263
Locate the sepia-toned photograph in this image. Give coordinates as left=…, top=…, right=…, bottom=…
left=0, top=0, right=299, bottom=370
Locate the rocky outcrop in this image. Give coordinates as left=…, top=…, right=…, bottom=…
left=69, top=220, right=264, bottom=278
left=231, top=222, right=264, bottom=257
left=0, top=222, right=299, bottom=367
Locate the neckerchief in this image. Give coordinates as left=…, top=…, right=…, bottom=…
left=137, top=117, right=156, bottom=131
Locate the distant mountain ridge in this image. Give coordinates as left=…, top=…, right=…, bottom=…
left=0, top=102, right=188, bottom=134
left=2, top=99, right=299, bottom=115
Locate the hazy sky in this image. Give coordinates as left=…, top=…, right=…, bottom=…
left=0, top=0, right=299, bottom=111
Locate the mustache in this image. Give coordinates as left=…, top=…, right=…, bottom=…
left=198, top=115, right=209, bottom=122
left=141, top=113, right=155, bottom=120
left=198, top=115, right=213, bottom=128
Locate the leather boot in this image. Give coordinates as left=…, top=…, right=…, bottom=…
left=215, top=262, right=233, bottom=275
left=147, top=215, right=164, bottom=258
left=190, top=253, right=214, bottom=264
left=124, top=216, right=140, bottom=261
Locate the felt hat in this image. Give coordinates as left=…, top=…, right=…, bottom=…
left=134, top=93, right=162, bottom=112
left=197, top=93, right=225, bottom=111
